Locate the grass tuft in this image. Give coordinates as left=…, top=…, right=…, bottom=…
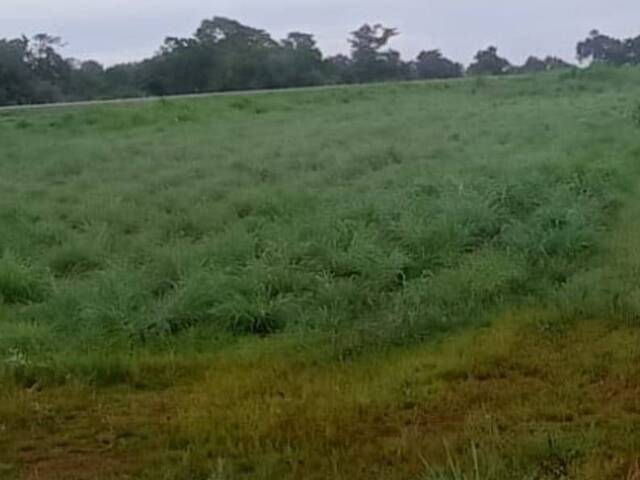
left=0, top=252, right=50, bottom=304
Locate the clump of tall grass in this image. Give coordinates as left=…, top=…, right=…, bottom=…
left=151, top=259, right=306, bottom=337
left=39, top=269, right=151, bottom=347
left=0, top=252, right=50, bottom=304
left=418, top=443, right=481, bottom=480
left=48, top=241, right=104, bottom=276
left=416, top=434, right=588, bottom=480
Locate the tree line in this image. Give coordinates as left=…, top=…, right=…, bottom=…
left=1, top=19, right=638, bottom=106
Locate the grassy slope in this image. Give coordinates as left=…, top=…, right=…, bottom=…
left=1, top=68, right=640, bottom=479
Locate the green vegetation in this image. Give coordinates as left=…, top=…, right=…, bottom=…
left=2, top=67, right=640, bottom=479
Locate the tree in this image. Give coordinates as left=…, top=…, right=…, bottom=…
left=194, top=17, right=279, bottom=90
left=144, top=37, right=215, bottom=94
left=325, top=54, right=354, bottom=83
left=0, top=37, right=34, bottom=105
left=104, top=63, right=144, bottom=98
left=270, top=32, right=326, bottom=86
left=349, top=24, right=398, bottom=57
left=0, top=34, right=74, bottom=105
left=27, top=34, right=71, bottom=85
left=66, top=59, right=106, bottom=100
left=576, top=30, right=640, bottom=66
left=414, top=50, right=464, bottom=79
left=195, top=17, right=277, bottom=49
left=137, top=17, right=283, bottom=94
left=467, top=46, right=512, bottom=76
left=282, top=32, right=320, bottom=54
left=7, top=19, right=616, bottom=106
left=519, top=56, right=547, bottom=73
left=576, top=30, right=627, bottom=65
left=348, top=24, right=407, bottom=82
left=624, top=35, right=640, bottom=64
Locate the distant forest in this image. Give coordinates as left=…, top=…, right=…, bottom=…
left=1, top=19, right=639, bottom=106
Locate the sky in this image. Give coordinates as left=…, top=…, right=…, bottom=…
left=2, top=0, right=640, bottom=67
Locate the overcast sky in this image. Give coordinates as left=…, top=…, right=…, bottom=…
left=2, top=0, right=639, bottom=66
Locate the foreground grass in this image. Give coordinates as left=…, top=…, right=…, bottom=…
left=2, top=67, right=640, bottom=478
left=2, top=316, right=640, bottom=479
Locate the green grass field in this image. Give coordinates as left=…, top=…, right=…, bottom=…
left=2, top=67, right=640, bottom=479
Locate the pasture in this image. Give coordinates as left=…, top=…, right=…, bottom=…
left=1, top=67, right=640, bottom=479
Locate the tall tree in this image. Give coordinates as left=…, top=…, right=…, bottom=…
left=348, top=24, right=406, bottom=82
left=194, top=17, right=279, bottom=90
left=27, top=34, right=71, bottom=85
left=195, top=17, right=277, bottom=49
